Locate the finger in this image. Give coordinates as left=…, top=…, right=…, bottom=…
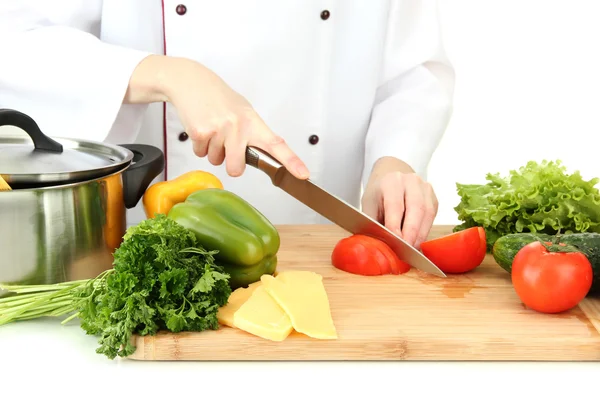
left=250, top=119, right=310, bottom=179
left=224, top=133, right=247, bottom=177
left=190, top=127, right=213, bottom=158
left=401, top=182, right=426, bottom=247
left=382, top=183, right=405, bottom=236
left=361, top=188, right=383, bottom=224
left=414, top=186, right=438, bottom=249
left=207, top=116, right=236, bottom=167
left=192, top=137, right=210, bottom=158
left=207, top=132, right=226, bottom=166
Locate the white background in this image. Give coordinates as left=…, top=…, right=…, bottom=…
left=430, top=0, right=600, bottom=227
left=2, top=1, right=600, bottom=399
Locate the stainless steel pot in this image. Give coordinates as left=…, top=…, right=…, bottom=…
left=0, top=109, right=165, bottom=296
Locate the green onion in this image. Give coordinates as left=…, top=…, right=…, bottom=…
left=0, top=270, right=112, bottom=326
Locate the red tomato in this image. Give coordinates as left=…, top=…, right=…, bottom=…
left=331, top=234, right=411, bottom=276
left=511, top=241, right=593, bottom=314
left=420, top=227, right=487, bottom=274
left=476, top=227, right=487, bottom=263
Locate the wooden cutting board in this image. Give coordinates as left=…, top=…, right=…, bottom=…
left=128, top=225, right=600, bottom=361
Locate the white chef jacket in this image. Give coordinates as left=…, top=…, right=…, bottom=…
left=0, top=0, right=454, bottom=227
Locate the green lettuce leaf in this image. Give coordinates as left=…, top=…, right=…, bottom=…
left=453, top=160, right=600, bottom=250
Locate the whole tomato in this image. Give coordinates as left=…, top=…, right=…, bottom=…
left=511, top=241, right=593, bottom=314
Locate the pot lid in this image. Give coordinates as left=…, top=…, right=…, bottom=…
left=0, top=109, right=133, bottom=187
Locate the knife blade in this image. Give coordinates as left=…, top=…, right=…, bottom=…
left=245, top=146, right=446, bottom=277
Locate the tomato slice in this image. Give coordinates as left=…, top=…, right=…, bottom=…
left=331, top=234, right=411, bottom=276
left=420, top=227, right=486, bottom=274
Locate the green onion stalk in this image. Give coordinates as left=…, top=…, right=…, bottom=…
left=0, top=269, right=113, bottom=326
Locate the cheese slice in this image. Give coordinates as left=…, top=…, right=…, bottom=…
left=217, top=281, right=262, bottom=328
left=233, top=285, right=294, bottom=341
left=260, top=271, right=337, bottom=339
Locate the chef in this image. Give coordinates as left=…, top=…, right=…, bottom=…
left=0, top=0, right=454, bottom=249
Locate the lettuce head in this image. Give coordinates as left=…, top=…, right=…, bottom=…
left=453, top=160, right=600, bottom=250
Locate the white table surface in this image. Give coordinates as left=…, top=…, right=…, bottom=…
left=1, top=317, right=598, bottom=400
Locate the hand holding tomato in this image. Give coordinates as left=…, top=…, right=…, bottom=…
left=361, top=157, right=438, bottom=249
left=511, top=241, right=593, bottom=314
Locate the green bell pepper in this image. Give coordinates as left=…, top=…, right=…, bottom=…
left=167, top=188, right=280, bottom=289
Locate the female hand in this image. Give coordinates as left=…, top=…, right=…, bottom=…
left=125, top=55, right=310, bottom=179
left=361, top=157, right=438, bottom=249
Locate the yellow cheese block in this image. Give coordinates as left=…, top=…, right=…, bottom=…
left=260, top=271, right=337, bottom=340
left=233, top=286, right=293, bottom=341
left=217, top=281, right=262, bottom=328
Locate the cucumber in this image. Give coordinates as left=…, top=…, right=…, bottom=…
left=492, top=232, right=600, bottom=295
left=492, top=233, right=552, bottom=273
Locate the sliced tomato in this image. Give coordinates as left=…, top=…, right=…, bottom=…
left=420, top=227, right=487, bottom=274
left=331, top=234, right=411, bottom=276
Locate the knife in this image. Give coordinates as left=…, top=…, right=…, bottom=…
left=245, top=146, right=447, bottom=277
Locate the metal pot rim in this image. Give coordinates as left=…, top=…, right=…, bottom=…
left=0, top=108, right=135, bottom=187
left=0, top=136, right=134, bottom=187
left=0, top=162, right=130, bottom=193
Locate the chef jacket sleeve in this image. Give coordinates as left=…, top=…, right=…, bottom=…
left=362, top=0, right=455, bottom=185
left=0, top=4, right=152, bottom=143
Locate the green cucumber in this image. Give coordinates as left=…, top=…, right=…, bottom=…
left=492, top=232, right=600, bottom=295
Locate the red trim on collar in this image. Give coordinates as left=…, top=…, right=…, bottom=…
left=161, top=0, right=168, bottom=180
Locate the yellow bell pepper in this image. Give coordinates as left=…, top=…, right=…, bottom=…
left=102, top=173, right=126, bottom=252
left=142, top=170, right=224, bottom=218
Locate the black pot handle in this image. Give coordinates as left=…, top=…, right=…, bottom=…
left=0, top=108, right=63, bottom=153
left=119, top=144, right=165, bottom=209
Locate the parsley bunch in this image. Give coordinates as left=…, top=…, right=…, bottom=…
left=0, top=214, right=232, bottom=359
